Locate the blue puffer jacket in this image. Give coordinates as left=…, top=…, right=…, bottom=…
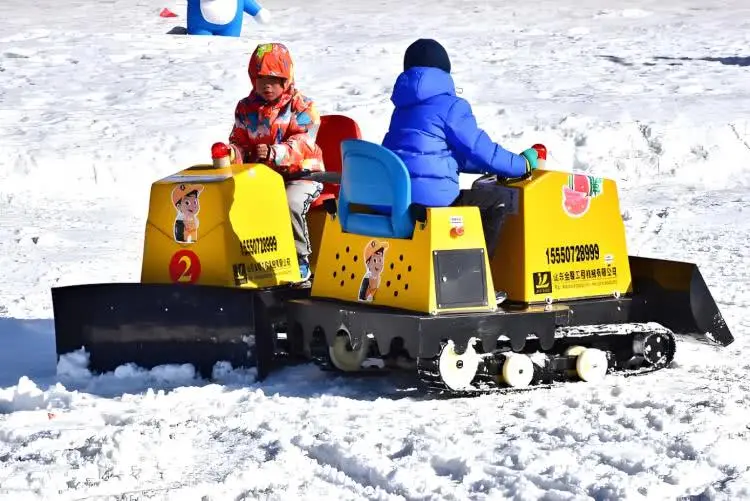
left=382, top=67, right=529, bottom=207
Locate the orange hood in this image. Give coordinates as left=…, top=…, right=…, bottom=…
left=248, top=43, right=295, bottom=94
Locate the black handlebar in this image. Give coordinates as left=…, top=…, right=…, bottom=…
left=475, top=169, right=533, bottom=186
left=289, top=170, right=342, bottom=183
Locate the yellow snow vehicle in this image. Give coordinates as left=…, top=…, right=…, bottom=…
left=50, top=117, right=733, bottom=395
left=282, top=139, right=734, bottom=395
left=51, top=115, right=361, bottom=380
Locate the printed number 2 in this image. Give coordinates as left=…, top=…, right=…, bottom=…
left=169, top=250, right=201, bottom=284
left=177, top=255, right=193, bottom=282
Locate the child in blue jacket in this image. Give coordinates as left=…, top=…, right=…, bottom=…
left=383, top=38, right=538, bottom=207
left=382, top=39, right=539, bottom=303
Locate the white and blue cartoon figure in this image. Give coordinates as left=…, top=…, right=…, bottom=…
left=187, top=0, right=271, bottom=36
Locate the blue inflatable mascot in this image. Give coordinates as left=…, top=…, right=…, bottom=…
left=187, top=0, right=271, bottom=36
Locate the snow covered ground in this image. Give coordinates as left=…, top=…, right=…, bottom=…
left=1, top=0, right=750, bottom=498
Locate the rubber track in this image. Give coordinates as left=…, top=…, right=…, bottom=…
left=416, top=323, right=677, bottom=396
left=414, top=356, right=667, bottom=397
left=309, top=322, right=677, bottom=397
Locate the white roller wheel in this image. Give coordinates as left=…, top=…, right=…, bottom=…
left=438, top=339, right=481, bottom=391
left=575, top=348, right=608, bottom=382
left=501, top=353, right=534, bottom=388
left=565, top=345, right=586, bottom=358
left=329, top=333, right=369, bottom=372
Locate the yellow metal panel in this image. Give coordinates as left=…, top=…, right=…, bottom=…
left=140, top=163, right=300, bottom=288
left=306, top=207, right=327, bottom=273
left=489, top=170, right=632, bottom=303
left=426, top=207, right=495, bottom=314
left=311, top=212, right=431, bottom=312
left=311, top=206, right=495, bottom=314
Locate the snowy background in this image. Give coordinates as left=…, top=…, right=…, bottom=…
left=1, top=0, right=750, bottom=499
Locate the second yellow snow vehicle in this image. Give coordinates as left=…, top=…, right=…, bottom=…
left=283, top=139, right=734, bottom=394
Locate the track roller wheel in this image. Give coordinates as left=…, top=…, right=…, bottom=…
left=328, top=331, right=370, bottom=372
left=437, top=338, right=481, bottom=391
left=501, top=353, right=534, bottom=388
left=640, top=332, right=676, bottom=368
left=573, top=347, right=608, bottom=382
left=565, top=345, right=586, bottom=358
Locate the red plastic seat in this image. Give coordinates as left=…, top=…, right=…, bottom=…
left=310, top=114, right=362, bottom=209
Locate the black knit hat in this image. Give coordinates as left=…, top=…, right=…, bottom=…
left=403, top=38, right=451, bottom=73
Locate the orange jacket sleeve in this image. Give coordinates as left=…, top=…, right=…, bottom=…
left=228, top=100, right=254, bottom=163
left=269, top=99, right=323, bottom=173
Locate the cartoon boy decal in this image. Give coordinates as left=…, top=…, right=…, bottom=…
left=171, top=183, right=204, bottom=243
left=358, top=239, right=389, bottom=302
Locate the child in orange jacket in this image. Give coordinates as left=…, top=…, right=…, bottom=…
left=228, top=43, right=324, bottom=282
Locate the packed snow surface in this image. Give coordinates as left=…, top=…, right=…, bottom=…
left=1, top=0, right=750, bottom=499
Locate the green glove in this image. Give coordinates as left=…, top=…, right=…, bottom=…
left=520, top=148, right=539, bottom=171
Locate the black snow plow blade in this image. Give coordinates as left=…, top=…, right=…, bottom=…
left=51, top=283, right=309, bottom=380
left=629, top=256, right=734, bottom=346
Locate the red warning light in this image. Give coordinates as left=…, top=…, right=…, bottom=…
left=532, top=144, right=547, bottom=160
left=211, top=142, right=230, bottom=159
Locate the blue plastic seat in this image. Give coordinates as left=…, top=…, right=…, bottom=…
left=337, top=139, right=415, bottom=239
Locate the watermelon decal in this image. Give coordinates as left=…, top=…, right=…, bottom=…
left=562, top=174, right=603, bottom=218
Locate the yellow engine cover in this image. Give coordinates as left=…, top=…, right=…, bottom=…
left=140, top=163, right=300, bottom=288
left=488, top=170, right=632, bottom=303
left=312, top=206, right=496, bottom=315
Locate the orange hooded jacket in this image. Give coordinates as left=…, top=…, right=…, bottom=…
left=228, top=43, right=324, bottom=175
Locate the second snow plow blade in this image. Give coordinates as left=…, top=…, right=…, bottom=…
left=629, top=256, right=734, bottom=346
left=51, top=283, right=308, bottom=380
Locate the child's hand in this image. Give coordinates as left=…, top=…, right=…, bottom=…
left=520, top=148, right=539, bottom=171
left=254, top=144, right=276, bottom=161
left=228, top=144, right=243, bottom=164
